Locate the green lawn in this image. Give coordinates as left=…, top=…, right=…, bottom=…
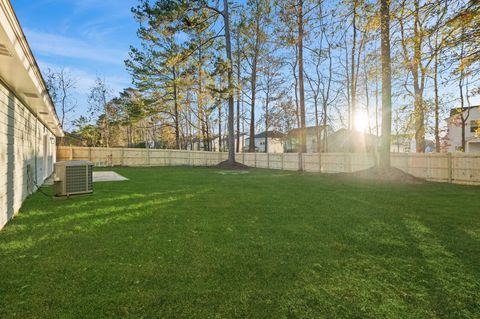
left=0, top=167, right=479, bottom=318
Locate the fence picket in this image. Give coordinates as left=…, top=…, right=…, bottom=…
left=56, top=147, right=480, bottom=185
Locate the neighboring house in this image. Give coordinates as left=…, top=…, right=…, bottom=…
left=212, top=133, right=247, bottom=152
left=0, top=0, right=63, bottom=229
left=443, top=106, right=480, bottom=152
left=391, top=134, right=435, bottom=153
left=187, top=136, right=214, bottom=151
left=245, top=131, right=285, bottom=153
left=326, top=128, right=379, bottom=153
left=285, top=126, right=333, bottom=153
left=391, top=134, right=415, bottom=153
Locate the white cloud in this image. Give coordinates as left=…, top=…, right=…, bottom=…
left=24, top=28, right=126, bottom=65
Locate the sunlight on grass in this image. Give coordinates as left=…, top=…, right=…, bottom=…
left=404, top=218, right=479, bottom=317
left=0, top=167, right=478, bottom=318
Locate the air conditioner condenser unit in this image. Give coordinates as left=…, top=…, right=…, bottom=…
left=54, top=161, right=93, bottom=196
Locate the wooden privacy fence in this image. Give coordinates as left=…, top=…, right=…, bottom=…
left=57, top=146, right=480, bottom=185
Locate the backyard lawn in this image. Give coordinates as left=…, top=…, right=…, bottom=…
left=0, top=167, right=479, bottom=318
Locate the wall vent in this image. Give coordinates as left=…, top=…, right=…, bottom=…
left=0, top=44, right=11, bottom=56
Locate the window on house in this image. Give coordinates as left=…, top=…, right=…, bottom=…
left=471, top=120, right=480, bottom=133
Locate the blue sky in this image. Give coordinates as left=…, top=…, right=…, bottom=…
left=12, top=0, right=140, bottom=122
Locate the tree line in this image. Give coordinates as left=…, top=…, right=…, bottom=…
left=47, top=0, right=480, bottom=166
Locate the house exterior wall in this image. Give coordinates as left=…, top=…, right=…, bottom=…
left=445, top=108, right=480, bottom=153
left=212, top=135, right=246, bottom=152
left=265, top=138, right=284, bottom=153
left=391, top=136, right=415, bottom=153
left=244, top=137, right=284, bottom=153
left=285, top=132, right=319, bottom=153
left=0, top=80, right=56, bottom=229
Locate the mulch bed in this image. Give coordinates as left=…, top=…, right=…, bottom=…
left=214, top=160, right=250, bottom=170
left=336, top=167, right=425, bottom=184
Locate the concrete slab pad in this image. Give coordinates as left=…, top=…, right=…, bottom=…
left=93, top=171, right=128, bottom=182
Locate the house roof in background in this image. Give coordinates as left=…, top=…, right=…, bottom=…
left=287, top=126, right=331, bottom=136
left=328, top=128, right=379, bottom=140
left=449, top=105, right=480, bottom=117
left=253, top=130, right=285, bottom=139
left=192, top=132, right=247, bottom=143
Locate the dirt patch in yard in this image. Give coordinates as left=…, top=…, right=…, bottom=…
left=214, top=160, right=250, bottom=170
left=336, top=167, right=425, bottom=184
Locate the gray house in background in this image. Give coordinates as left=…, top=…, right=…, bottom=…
left=285, top=127, right=379, bottom=153
left=285, top=126, right=333, bottom=153
left=245, top=131, right=285, bottom=153
left=0, top=0, right=63, bottom=229
left=326, top=129, right=379, bottom=153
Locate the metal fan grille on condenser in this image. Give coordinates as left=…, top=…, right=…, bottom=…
left=54, top=161, right=93, bottom=196
left=65, top=165, right=92, bottom=194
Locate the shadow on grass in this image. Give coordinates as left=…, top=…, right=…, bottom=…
left=0, top=167, right=478, bottom=318
left=280, top=214, right=479, bottom=318
left=0, top=189, right=208, bottom=253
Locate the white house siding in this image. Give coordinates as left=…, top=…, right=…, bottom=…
left=212, top=135, right=246, bottom=152
left=445, top=107, right=480, bottom=153
left=0, top=80, right=56, bottom=229
left=245, top=137, right=284, bottom=153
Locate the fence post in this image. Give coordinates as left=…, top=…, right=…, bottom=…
left=147, top=148, right=151, bottom=166
left=405, top=154, right=410, bottom=174
left=318, top=152, right=322, bottom=173
left=343, top=153, right=350, bottom=173
left=69, top=146, right=73, bottom=160
left=121, top=148, right=125, bottom=166
left=267, top=153, right=270, bottom=169
left=426, top=154, right=430, bottom=179
left=447, top=153, right=453, bottom=183
left=298, top=153, right=303, bottom=171
left=281, top=154, right=284, bottom=170
left=254, top=152, right=257, bottom=168
left=89, top=147, right=92, bottom=162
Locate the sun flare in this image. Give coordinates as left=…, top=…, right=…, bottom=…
left=354, top=111, right=369, bottom=132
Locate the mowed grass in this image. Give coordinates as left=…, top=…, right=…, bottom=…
left=0, top=167, right=479, bottom=318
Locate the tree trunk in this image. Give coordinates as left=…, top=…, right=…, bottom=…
left=344, top=40, right=351, bottom=130
left=223, top=0, right=236, bottom=164
left=313, top=94, right=319, bottom=153
left=351, top=0, right=358, bottom=131
left=236, top=30, right=241, bottom=153
left=293, top=54, right=300, bottom=129
left=375, top=67, right=379, bottom=137
left=249, top=19, right=261, bottom=153
left=380, top=0, right=392, bottom=168
left=264, top=111, right=268, bottom=153
left=459, top=69, right=466, bottom=151
left=249, top=61, right=257, bottom=152
left=298, top=0, right=307, bottom=153
left=413, top=0, right=425, bottom=153
left=218, top=101, right=222, bottom=152
left=198, top=46, right=207, bottom=151
left=434, top=49, right=440, bottom=152
left=173, top=66, right=180, bottom=149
